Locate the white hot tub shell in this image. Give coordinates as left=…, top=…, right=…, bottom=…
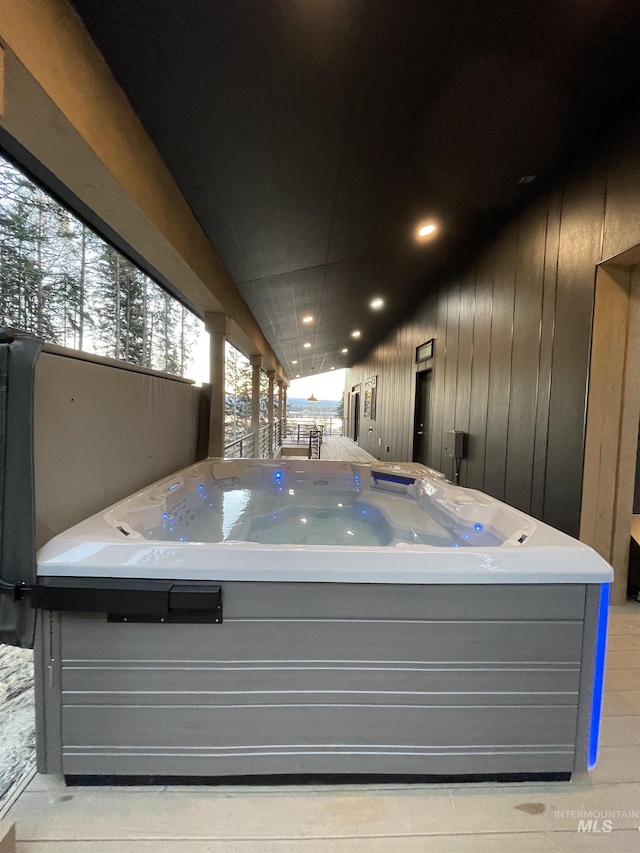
left=34, top=459, right=613, bottom=781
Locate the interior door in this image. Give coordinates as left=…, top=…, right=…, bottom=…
left=413, top=369, right=432, bottom=466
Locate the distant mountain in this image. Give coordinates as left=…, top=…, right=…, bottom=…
left=287, top=397, right=340, bottom=407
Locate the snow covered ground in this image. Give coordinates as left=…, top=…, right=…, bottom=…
left=0, top=645, right=35, bottom=812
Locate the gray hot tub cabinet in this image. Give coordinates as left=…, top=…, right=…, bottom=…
left=34, top=580, right=602, bottom=779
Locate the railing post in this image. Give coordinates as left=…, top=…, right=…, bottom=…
left=267, top=370, right=275, bottom=457
left=204, top=312, right=228, bottom=458
left=283, top=383, right=288, bottom=434
left=250, top=354, right=263, bottom=457
left=277, top=379, right=284, bottom=443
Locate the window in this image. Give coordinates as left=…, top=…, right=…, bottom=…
left=224, top=342, right=252, bottom=444
left=364, top=376, right=377, bottom=420
left=0, top=154, right=204, bottom=378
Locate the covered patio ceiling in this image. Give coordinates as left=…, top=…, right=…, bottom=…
left=70, top=0, right=640, bottom=378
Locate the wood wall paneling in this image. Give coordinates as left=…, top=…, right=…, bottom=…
left=530, top=190, right=561, bottom=519
left=580, top=265, right=640, bottom=603
left=610, top=269, right=640, bottom=601
left=543, top=169, right=606, bottom=536
left=441, top=280, right=461, bottom=482
left=602, top=136, right=640, bottom=260
left=429, top=286, right=448, bottom=472
left=454, top=273, right=475, bottom=486
left=466, top=253, right=492, bottom=490
left=345, top=134, right=640, bottom=536
left=482, top=227, right=518, bottom=502
left=580, top=266, right=630, bottom=559
left=504, top=204, right=547, bottom=514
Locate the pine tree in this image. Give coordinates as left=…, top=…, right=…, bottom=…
left=259, top=368, right=269, bottom=423
left=94, top=245, right=147, bottom=362
left=0, top=165, right=54, bottom=338
left=225, top=344, right=253, bottom=443
left=0, top=154, right=204, bottom=379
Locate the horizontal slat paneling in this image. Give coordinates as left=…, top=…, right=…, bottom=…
left=62, top=705, right=578, bottom=750
left=60, top=583, right=587, bottom=629
left=62, top=663, right=581, bottom=703
left=56, top=588, right=584, bottom=776
left=62, top=619, right=584, bottom=665
left=61, top=748, right=575, bottom=777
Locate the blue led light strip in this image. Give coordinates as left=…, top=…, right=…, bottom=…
left=372, top=471, right=415, bottom=486
left=588, top=582, right=610, bottom=770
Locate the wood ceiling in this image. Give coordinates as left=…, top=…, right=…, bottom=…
left=70, top=0, right=640, bottom=378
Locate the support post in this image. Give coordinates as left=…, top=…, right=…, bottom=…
left=250, top=354, right=263, bottom=457
left=204, top=312, right=228, bottom=458
left=267, top=370, right=275, bottom=456
left=278, top=379, right=285, bottom=423
left=283, top=383, right=288, bottom=432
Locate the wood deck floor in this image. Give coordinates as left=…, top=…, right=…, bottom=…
left=4, top=604, right=639, bottom=851
left=319, top=435, right=377, bottom=462
left=280, top=435, right=376, bottom=462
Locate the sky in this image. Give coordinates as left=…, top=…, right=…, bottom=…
left=192, top=331, right=345, bottom=400
left=288, top=369, right=346, bottom=401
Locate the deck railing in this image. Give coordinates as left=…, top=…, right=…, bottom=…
left=286, top=415, right=343, bottom=441
left=224, top=432, right=255, bottom=459
left=286, top=421, right=324, bottom=446
left=308, top=428, right=322, bottom=460
left=273, top=418, right=284, bottom=452
left=259, top=423, right=271, bottom=458
left=224, top=418, right=285, bottom=459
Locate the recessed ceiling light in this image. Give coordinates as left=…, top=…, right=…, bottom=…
left=330, top=366, right=335, bottom=370
left=370, top=298, right=384, bottom=310
left=303, top=342, right=312, bottom=348
left=341, top=348, right=348, bottom=353
left=302, top=315, right=314, bottom=323
left=292, top=360, right=298, bottom=364
left=518, top=175, right=536, bottom=184
left=351, top=330, right=361, bottom=339
left=296, top=374, right=300, bottom=378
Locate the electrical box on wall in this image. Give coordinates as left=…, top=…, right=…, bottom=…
left=445, top=430, right=468, bottom=459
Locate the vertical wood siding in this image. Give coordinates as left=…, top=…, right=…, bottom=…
left=347, top=139, right=640, bottom=537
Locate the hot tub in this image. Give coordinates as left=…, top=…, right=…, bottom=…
left=34, top=458, right=612, bottom=781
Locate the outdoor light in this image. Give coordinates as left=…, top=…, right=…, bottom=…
left=330, top=366, right=335, bottom=370
left=341, top=348, right=348, bottom=353
left=351, top=330, right=361, bottom=338
left=292, top=360, right=298, bottom=364
left=370, top=298, right=384, bottom=309
left=303, top=342, right=312, bottom=348
left=416, top=221, right=438, bottom=241
left=307, top=392, right=317, bottom=402
left=302, top=315, right=314, bottom=324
